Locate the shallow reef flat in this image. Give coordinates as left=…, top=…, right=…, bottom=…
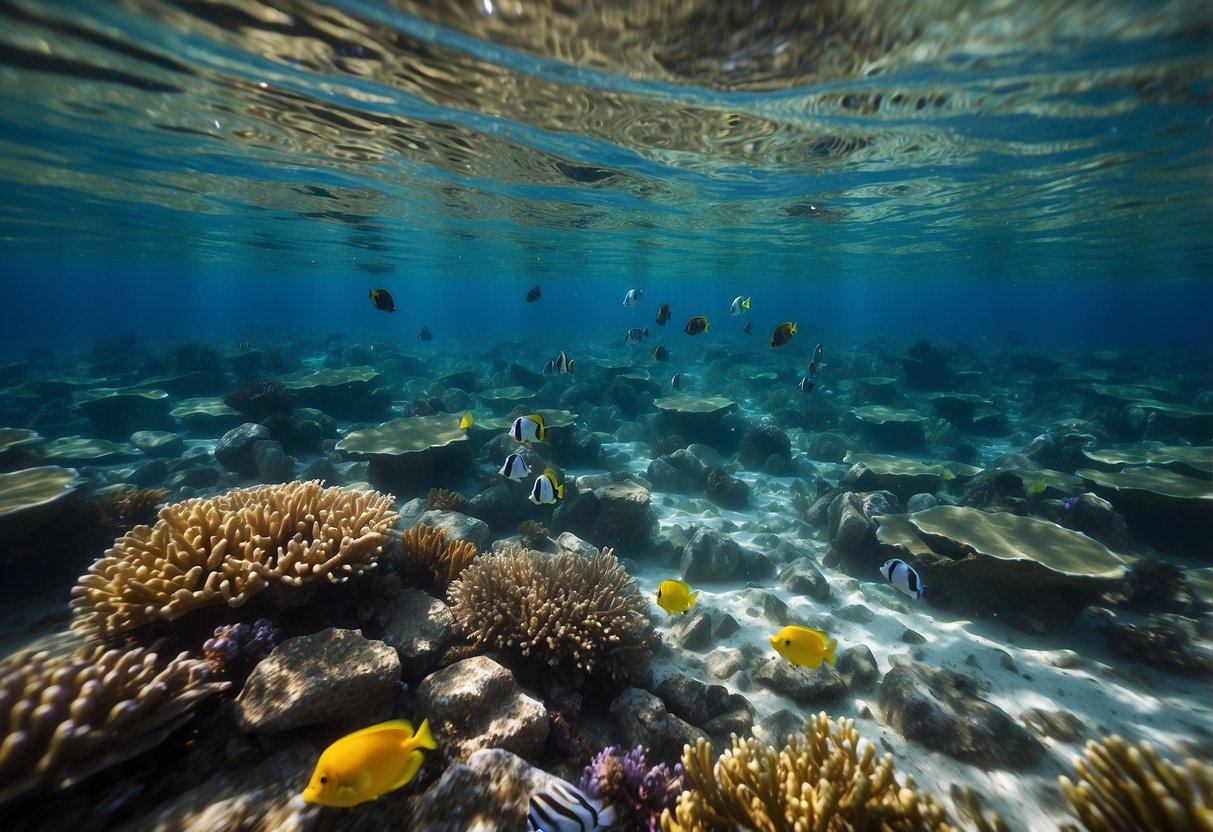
left=0, top=332, right=1210, bottom=830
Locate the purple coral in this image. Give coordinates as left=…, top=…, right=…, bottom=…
left=202, top=618, right=280, bottom=669
left=580, top=745, right=685, bottom=832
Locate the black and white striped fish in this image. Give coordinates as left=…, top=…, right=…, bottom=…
left=624, top=326, right=649, bottom=344
left=880, top=558, right=926, bottom=600
left=527, top=778, right=615, bottom=832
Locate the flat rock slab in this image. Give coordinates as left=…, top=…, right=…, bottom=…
left=234, top=627, right=401, bottom=733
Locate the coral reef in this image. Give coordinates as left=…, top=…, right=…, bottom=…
left=518, top=519, right=550, bottom=548
left=94, top=486, right=167, bottom=532
left=202, top=618, right=281, bottom=673
left=222, top=378, right=294, bottom=422
left=71, top=481, right=399, bottom=639
left=0, top=644, right=227, bottom=807
left=426, top=487, right=469, bottom=513
left=661, top=712, right=955, bottom=831
left=447, top=544, right=654, bottom=680
left=1059, top=734, right=1213, bottom=832
left=397, top=523, right=478, bottom=592
left=582, top=745, right=685, bottom=832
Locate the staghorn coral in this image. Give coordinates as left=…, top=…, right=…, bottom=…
left=447, top=544, right=654, bottom=680
left=583, top=745, right=684, bottom=832
left=426, top=487, right=468, bottom=513
left=0, top=644, right=227, bottom=807
left=661, top=712, right=957, bottom=832
left=70, top=480, right=398, bottom=639
left=397, top=522, right=478, bottom=592
left=1059, top=734, right=1213, bottom=832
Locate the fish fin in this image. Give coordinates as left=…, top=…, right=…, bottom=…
left=555, top=481, right=565, bottom=500
left=805, top=626, right=831, bottom=641
left=368, top=290, right=375, bottom=299
left=568, top=358, right=574, bottom=374
left=391, top=750, right=425, bottom=791
left=687, top=590, right=700, bottom=606
left=339, top=719, right=414, bottom=742
left=791, top=322, right=798, bottom=333
left=413, top=718, right=438, bottom=751
left=826, top=639, right=838, bottom=666
left=704, top=322, right=710, bottom=332
left=743, top=297, right=750, bottom=308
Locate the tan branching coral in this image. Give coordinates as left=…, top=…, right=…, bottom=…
left=518, top=519, right=549, bottom=548
left=70, top=480, right=399, bottom=638
left=447, top=544, right=654, bottom=679
left=0, top=644, right=227, bottom=806
left=397, top=522, right=478, bottom=591
left=1059, top=735, right=1213, bottom=832
left=661, top=712, right=957, bottom=832
left=426, top=487, right=468, bottom=512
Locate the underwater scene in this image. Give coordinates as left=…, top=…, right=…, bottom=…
left=1, top=1, right=1212, bottom=830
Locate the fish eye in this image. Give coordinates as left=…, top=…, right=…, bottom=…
left=319, top=776, right=327, bottom=785
left=785, top=639, right=791, bottom=645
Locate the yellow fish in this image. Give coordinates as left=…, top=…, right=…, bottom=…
left=770, top=625, right=837, bottom=669
left=656, top=579, right=699, bottom=616
left=1026, top=478, right=1047, bottom=495
left=459, top=412, right=474, bottom=431
left=302, top=718, right=437, bottom=808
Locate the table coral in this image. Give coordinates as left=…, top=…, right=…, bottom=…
left=661, top=712, right=957, bottom=832
left=70, top=480, right=398, bottom=639
left=447, top=544, right=654, bottom=680
left=0, top=645, right=227, bottom=807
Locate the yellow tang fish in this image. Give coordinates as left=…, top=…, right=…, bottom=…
left=1026, top=478, right=1047, bottom=495
left=769, top=625, right=837, bottom=669
left=656, top=579, right=700, bottom=616
left=459, top=412, right=474, bottom=431
left=302, top=718, right=438, bottom=808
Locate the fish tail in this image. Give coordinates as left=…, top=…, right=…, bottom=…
left=688, top=590, right=700, bottom=606
left=567, top=359, right=574, bottom=374
left=555, top=481, right=565, bottom=500
left=414, top=718, right=438, bottom=750
left=825, top=639, right=838, bottom=666
left=743, top=297, right=750, bottom=308
left=704, top=322, right=710, bottom=333
left=791, top=322, right=798, bottom=333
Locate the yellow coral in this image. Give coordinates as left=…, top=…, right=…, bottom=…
left=661, top=712, right=958, bottom=832
left=398, top=522, right=477, bottom=591
left=71, top=480, right=398, bottom=638
left=0, top=644, right=227, bottom=807
left=1059, top=735, right=1213, bottom=832
left=447, top=544, right=653, bottom=679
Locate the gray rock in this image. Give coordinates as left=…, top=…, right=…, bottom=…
left=130, top=430, right=185, bottom=459
left=762, top=453, right=792, bottom=476
left=804, top=433, right=852, bottom=464
left=301, top=456, right=337, bottom=483
left=836, top=644, right=880, bottom=691
left=167, top=465, right=221, bottom=490
left=380, top=588, right=457, bottom=680
left=878, top=662, right=1043, bottom=769
left=906, top=492, right=938, bottom=513
left=555, top=531, right=599, bottom=557
left=553, top=474, right=653, bottom=555
left=234, top=628, right=401, bottom=732
left=836, top=604, right=875, bottom=624
left=707, top=647, right=746, bottom=680
left=609, top=687, right=707, bottom=760
left=779, top=557, right=830, bottom=601
left=861, top=490, right=903, bottom=519
left=656, top=672, right=710, bottom=726
left=415, top=656, right=548, bottom=762
left=828, top=492, right=873, bottom=554
left=901, top=628, right=927, bottom=645
left=251, top=439, right=294, bottom=483
left=686, top=443, right=725, bottom=469
left=755, top=708, right=805, bottom=746
left=681, top=527, right=742, bottom=581
left=738, top=549, right=775, bottom=580
left=465, top=482, right=516, bottom=530
left=410, top=748, right=548, bottom=832
left=128, top=457, right=169, bottom=487
left=647, top=457, right=701, bottom=494
left=713, top=613, right=740, bottom=639
left=704, top=467, right=749, bottom=510
left=670, top=608, right=714, bottom=651
left=214, top=422, right=271, bottom=476
left=762, top=593, right=790, bottom=625
left=754, top=657, right=848, bottom=706
left=416, top=510, right=491, bottom=552
left=839, top=463, right=881, bottom=493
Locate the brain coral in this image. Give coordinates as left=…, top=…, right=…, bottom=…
left=71, top=480, right=398, bottom=638
left=447, top=544, right=654, bottom=680
left=0, top=644, right=226, bottom=807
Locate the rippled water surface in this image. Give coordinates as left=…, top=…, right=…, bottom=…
left=1, top=0, right=1211, bottom=286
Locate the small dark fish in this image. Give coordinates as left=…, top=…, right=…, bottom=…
left=655, top=303, right=671, bottom=326
left=369, top=288, right=396, bottom=312
left=542, top=358, right=556, bottom=375
left=623, top=288, right=643, bottom=308
left=684, top=316, right=709, bottom=335
left=812, top=342, right=823, bottom=367
left=743, top=320, right=753, bottom=335
left=770, top=321, right=797, bottom=348
left=670, top=373, right=682, bottom=390
left=652, top=345, right=670, bottom=361
left=553, top=350, right=574, bottom=374
left=624, top=326, right=650, bottom=344
left=526, top=284, right=542, bottom=303
left=417, top=326, right=433, bottom=341
left=798, top=376, right=814, bottom=394
left=237, top=340, right=250, bottom=352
